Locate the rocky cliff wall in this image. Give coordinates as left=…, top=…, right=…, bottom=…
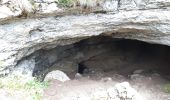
left=0, top=0, right=170, bottom=76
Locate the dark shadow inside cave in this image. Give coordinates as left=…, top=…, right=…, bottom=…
left=78, top=63, right=88, bottom=74
left=30, top=36, right=170, bottom=81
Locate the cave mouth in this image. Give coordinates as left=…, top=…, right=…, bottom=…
left=31, top=36, right=170, bottom=81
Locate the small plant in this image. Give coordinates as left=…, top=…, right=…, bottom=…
left=55, top=0, right=104, bottom=8
left=25, top=79, right=50, bottom=100
left=56, top=0, right=75, bottom=7
left=0, top=74, right=50, bottom=100
left=32, top=92, right=41, bottom=100
left=163, top=83, right=170, bottom=93
left=25, top=79, right=49, bottom=90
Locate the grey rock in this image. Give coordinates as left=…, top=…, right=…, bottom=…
left=130, top=74, right=144, bottom=80
left=39, top=3, right=60, bottom=13
left=103, top=0, right=118, bottom=11
left=133, top=69, right=144, bottom=74
left=14, top=57, right=35, bottom=76
left=0, top=0, right=10, bottom=4
left=44, top=70, right=70, bottom=82
left=0, top=5, right=13, bottom=18
left=114, top=82, right=143, bottom=100
left=75, top=73, right=83, bottom=79
left=101, top=77, right=112, bottom=82
left=45, top=3, right=59, bottom=12
left=107, top=82, right=143, bottom=100
left=0, top=0, right=170, bottom=76
left=79, top=0, right=98, bottom=8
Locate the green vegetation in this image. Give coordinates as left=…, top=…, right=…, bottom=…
left=0, top=74, right=50, bottom=100
left=29, top=0, right=37, bottom=10
left=163, top=83, right=170, bottom=93
left=56, top=0, right=104, bottom=8
left=56, top=0, right=75, bottom=7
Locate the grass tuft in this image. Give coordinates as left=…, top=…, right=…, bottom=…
left=0, top=74, right=50, bottom=100
left=56, top=0, right=104, bottom=8
left=163, top=83, right=170, bottom=93
left=56, top=0, right=75, bottom=7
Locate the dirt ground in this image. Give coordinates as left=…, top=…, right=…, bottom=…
left=42, top=68, right=170, bottom=100
left=42, top=38, right=170, bottom=100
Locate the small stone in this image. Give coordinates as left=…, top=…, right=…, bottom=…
left=133, top=69, right=144, bottom=74
left=114, top=82, right=143, bottom=100
left=91, top=70, right=95, bottom=73
left=107, top=87, right=117, bottom=99
left=75, top=73, right=82, bottom=79
left=101, top=77, right=112, bottom=82
left=152, top=73, right=160, bottom=77
left=130, top=74, right=144, bottom=80
left=102, top=0, right=118, bottom=11
left=42, top=3, right=59, bottom=13
left=44, top=70, right=70, bottom=82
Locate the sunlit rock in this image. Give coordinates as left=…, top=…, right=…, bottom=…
left=44, top=70, right=70, bottom=82
left=0, top=5, right=13, bottom=18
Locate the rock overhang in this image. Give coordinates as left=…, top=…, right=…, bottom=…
left=0, top=0, right=170, bottom=76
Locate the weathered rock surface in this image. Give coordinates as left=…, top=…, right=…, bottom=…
left=44, top=70, right=70, bottom=82
left=108, top=82, right=143, bottom=100
left=0, top=0, right=170, bottom=76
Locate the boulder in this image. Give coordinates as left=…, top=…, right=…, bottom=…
left=107, top=82, right=143, bottom=100
left=44, top=70, right=70, bottom=82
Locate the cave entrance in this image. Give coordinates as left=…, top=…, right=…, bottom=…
left=32, top=36, right=170, bottom=81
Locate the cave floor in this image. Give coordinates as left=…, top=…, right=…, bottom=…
left=41, top=38, right=170, bottom=100
left=42, top=68, right=170, bottom=100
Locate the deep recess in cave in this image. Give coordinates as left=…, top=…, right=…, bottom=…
left=31, top=36, right=170, bottom=80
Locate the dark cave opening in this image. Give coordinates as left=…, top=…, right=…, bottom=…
left=78, top=63, right=88, bottom=74
left=29, top=36, right=170, bottom=80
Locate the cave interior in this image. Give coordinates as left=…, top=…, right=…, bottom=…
left=28, top=36, right=170, bottom=80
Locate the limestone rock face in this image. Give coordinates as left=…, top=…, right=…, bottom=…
left=0, top=0, right=170, bottom=75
